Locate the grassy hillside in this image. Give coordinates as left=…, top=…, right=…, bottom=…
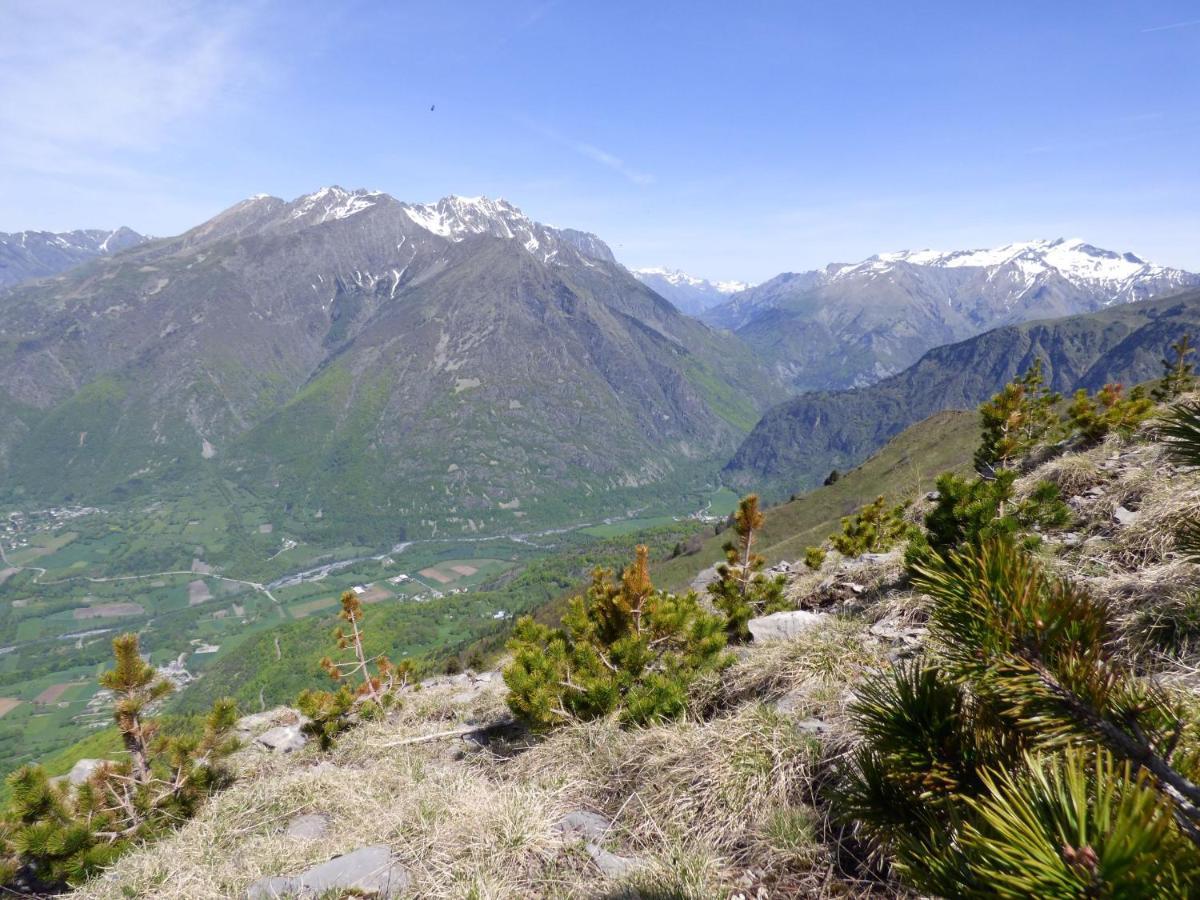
left=654, top=409, right=980, bottom=591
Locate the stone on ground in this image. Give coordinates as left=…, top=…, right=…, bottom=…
left=555, top=810, right=611, bottom=843
left=285, top=813, right=330, bottom=840
left=585, top=842, right=641, bottom=878
left=747, top=610, right=826, bottom=642
left=245, top=844, right=409, bottom=898
left=255, top=724, right=307, bottom=754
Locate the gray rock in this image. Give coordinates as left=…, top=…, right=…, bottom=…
left=256, top=724, right=307, bottom=754
left=747, top=610, right=826, bottom=643
left=555, top=810, right=611, bottom=843
left=245, top=845, right=409, bottom=899
left=868, top=619, right=925, bottom=644
left=1114, top=505, right=1139, bottom=526
left=860, top=552, right=894, bottom=563
left=236, top=707, right=307, bottom=741
left=67, top=758, right=104, bottom=785
left=285, top=813, right=330, bottom=840
left=771, top=689, right=806, bottom=715
left=585, top=842, right=641, bottom=878
left=690, top=564, right=720, bottom=593
left=795, top=718, right=831, bottom=736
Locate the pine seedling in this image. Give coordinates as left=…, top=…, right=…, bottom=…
left=1067, top=383, right=1153, bottom=445
left=975, top=359, right=1060, bottom=472
left=504, top=545, right=730, bottom=729
left=0, top=634, right=238, bottom=890
left=709, top=495, right=789, bottom=641
left=298, top=591, right=411, bottom=747
left=1152, top=334, right=1196, bottom=403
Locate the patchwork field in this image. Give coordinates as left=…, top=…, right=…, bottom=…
left=290, top=596, right=339, bottom=618
left=187, top=580, right=213, bottom=606
left=73, top=602, right=144, bottom=620
left=418, top=567, right=453, bottom=584
left=357, top=584, right=393, bottom=604
left=34, top=682, right=83, bottom=705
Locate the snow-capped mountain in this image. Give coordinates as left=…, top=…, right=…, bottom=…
left=702, top=238, right=1200, bottom=392
left=181, top=188, right=618, bottom=272
left=844, top=238, right=1191, bottom=305
left=0, top=186, right=778, bottom=537
left=0, top=226, right=148, bottom=292
left=632, top=267, right=751, bottom=316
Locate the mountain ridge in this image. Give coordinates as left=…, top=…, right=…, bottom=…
left=703, top=237, right=1199, bottom=391
left=724, top=286, right=1200, bottom=497
left=0, top=227, right=148, bottom=292
left=0, top=188, right=782, bottom=539
left=631, top=267, right=750, bottom=316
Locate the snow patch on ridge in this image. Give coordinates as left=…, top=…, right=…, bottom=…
left=828, top=237, right=1192, bottom=303
left=633, top=267, right=751, bottom=294
left=290, top=186, right=383, bottom=223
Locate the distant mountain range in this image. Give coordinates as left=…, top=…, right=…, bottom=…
left=631, top=267, right=751, bottom=316
left=4, top=194, right=1199, bottom=543
left=0, top=227, right=148, bottom=292
left=702, top=238, right=1200, bottom=391
left=0, top=188, right=781, bottom=539
left=724, top=288, right=1200, bottom=498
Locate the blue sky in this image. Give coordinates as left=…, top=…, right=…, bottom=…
left=1, top=1, right=1198, bottom=282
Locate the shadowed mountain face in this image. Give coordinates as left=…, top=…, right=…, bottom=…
left=704, top=240, right=1200, bottom=392
left=0, top=227, right=147, bottom=293
left=724, top=288, right=1200, bottom=499
left=0, top=189, right=782, bottom=539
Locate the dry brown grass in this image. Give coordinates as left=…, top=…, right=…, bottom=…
left=785, top=550, right=907, bottom=615
left=1017, top=446, right=1107, bottom=499
left=695, top=618, right=888, bottom=730
left=75, top=621, right=899, bottom=900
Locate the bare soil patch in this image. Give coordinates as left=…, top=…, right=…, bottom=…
left=188, top=579, right=213, bottom=606
left=34, top=683, right=82, bottom=705
left=359, top=585, right=393, bottom=604
left=419, top=567, right=453, bottom=585
left=449, top=564, right=478, bottom=577
left=0, top=698, right=20, bottom=717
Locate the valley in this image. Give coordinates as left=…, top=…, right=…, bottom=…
left=0, top=473, right=733, bottom=779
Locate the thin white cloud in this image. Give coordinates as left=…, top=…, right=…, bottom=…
left=571, top=142, right=656, bottom=185
left=519, top=118, right=655, bottom=185
left=0, top=1, right=260, bottom=179
left=1141, top=18, right=1200, bottom=33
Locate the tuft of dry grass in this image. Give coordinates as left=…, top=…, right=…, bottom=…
left=1017, top=447, right=1106, bottom=499
left=695, top=618, right=888, bottom=727
left=785, top=550, right=907, bottom=614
